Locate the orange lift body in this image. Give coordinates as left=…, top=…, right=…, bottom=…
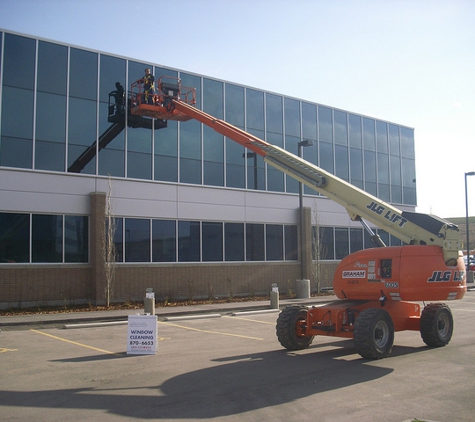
left=130, top=77, right=466, bottom=359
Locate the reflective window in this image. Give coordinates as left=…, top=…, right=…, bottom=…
left=127, top=128, right=152, bottom=180
left=98, top=101, right=125, bottom=177
left=125, top=218, right=150, bottom=262
left=334, top=110, right=348, bottom=146
left=180, top=120, right=202, bottom=184
left=246, top=223, right=264, bottom=261
left=152, top=219, right=176, bottom=262
left=226, top=138, right=245, bottom=188
left=402, top=158, right=417, bottom=205
left=1, top=86, right=34, bottom=168
left=376, top=121, right=388, bottom=153
left=225, top=223, right=244, bottom=261
left=155, top=121, right=178, bottom=182
left=225, top=84, right=245, bottom=188
left=364, top=150, right=377, bottom=196
left=389, top=124, right=400, bottom=157
left=225, top=84, right=244, bottom=127
left=178, top=221, right=200, bottom=262
left=0, top=213, right=89, bottom=263
left=284, top=225, right=298, bottom=260
left=0, top=213, right=29, bottom=263
left=70, top=48, right=97, bottom=101
left=363, top=118, right=376, bottom=151
left=266, top=93, right=283, bottom=135
left=127, top=61, right=152, bottom=180
left=350, top=147, right=363, bottom=188
left=68, top=97, right=97, bottom=174
left=1, top=34, right=35, bottom=169
left=349, top=114, right=362, bottom=148
left=35, top=92, right=66, bottom=171
left=246, top=89, right=264, bottom=131
left=32, top=215, right=62, bottom=263
left=266, top=225, right=283, bottom=261
left=319, top=141, right=333, bottom=173
left=378, top=152, right=390, bottom=201
left=318, top=106, right=332, bottom=144
left=390, top=155, right=402, bottom=203
left=284, top=98, right=300, bottom=137
left=203, top=78, right=223, bottom=119
left=335, top=227, right=349, bottom=259
left=99, top=54, right=126, bottom=177
left=335, top=144, right=349, bottom=182
left=350, top=228, right=363, bottom=254
left=64, top=216, right=88, bottom=262
left=302, top=102, right=317, bottom=142
left=203, top=126, right=224, bottom=186
left=3, top=34, right=35, bottom=89
left=400, top=127, right=415, bottom=158
left=155, top=66, right=177, bottom=80
left=38, top=41, right=67, bottom=95
left=202, top=222, right=223, bottom=261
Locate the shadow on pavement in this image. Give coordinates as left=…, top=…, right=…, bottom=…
left=1, top=345, right=395, bottom=419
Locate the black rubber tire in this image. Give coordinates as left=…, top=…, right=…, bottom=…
left=420, top=303, right=453, bottom=347
left=353, top=308, right=394, bottom=360
left=276, top=305, right=314, bottom=350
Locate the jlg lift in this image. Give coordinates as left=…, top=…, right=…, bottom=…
left=131, top=77, right=466, bottom=359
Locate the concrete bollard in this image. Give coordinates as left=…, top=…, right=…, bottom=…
left=296, top=279, right=310, bottom=299
left=144, top=287, right=155, bottom=315
left=270, top=283, right=279, bottom=309
left=468, top=271, right=474, bottom=284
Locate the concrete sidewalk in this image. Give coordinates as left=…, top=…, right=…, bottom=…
left=2, top=282, right=473, bottom=329
left=0, top=295, right=335, bottom=329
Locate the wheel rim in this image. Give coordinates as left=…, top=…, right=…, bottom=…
left=374, top=320, right=390, bottom=349
left=437, top=312, right=450, bottom=339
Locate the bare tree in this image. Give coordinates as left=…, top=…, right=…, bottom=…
left=103, top=176, right=117, bottom=307
left=311, top=201, right=330, bottom=293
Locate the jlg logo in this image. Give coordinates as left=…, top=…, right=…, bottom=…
left=427, top=270, right=465, bottom=282
left=366, top=201, right=408, bottom=228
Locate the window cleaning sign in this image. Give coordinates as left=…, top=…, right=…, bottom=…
left=127, top=314, right=157, bottom=355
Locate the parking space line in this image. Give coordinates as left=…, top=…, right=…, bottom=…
left=0, top=348, right=18, bottom=353
left=223, top=315, right=276, bottom=325
left=159, top=321, right=264, bottom=341
left=30, top=329, right=122, bottom=356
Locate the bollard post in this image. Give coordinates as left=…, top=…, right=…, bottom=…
left=144, top=287, right=155, bottom=315
left=270, top=283, right=279, bottom=309
left=296, top=279, right=310, bottom=299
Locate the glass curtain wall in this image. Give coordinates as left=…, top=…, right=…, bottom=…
left=0, top=31, right=416, bottom=206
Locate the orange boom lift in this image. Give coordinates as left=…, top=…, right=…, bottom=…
left=131, top=77, right=466, bottom=359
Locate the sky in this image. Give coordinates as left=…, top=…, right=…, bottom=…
left=0, top=0, right=474, bottom=218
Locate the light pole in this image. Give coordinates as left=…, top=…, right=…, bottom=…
left=465, top=171, right=475, bottom=272
left=298, top=140, right=314, bottom=279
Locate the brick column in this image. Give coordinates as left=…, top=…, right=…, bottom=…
left=90, top=192, right=106, bottom=304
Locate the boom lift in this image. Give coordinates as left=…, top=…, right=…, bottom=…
left=131, top=76, right=466, bottom=359
left=68, top=88, right=168, bottom=173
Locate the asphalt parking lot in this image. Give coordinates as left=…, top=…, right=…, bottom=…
left=1, top=293, right=475, bottom=422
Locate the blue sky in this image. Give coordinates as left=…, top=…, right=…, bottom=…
left=0, top=0, right=474, bottom=218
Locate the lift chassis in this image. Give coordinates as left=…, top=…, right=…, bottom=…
left=129, top=76, right=466, bottom=360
